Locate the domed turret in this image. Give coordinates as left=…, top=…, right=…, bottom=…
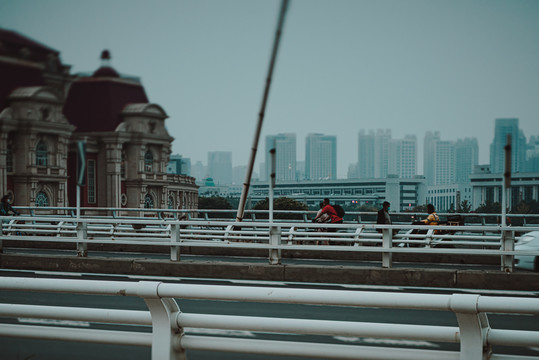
left=64, top=50, right=148, bottom=132
left=92, top=49, right=119, bottom=78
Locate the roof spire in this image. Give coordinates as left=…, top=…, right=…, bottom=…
left=100, top=49, right=111, bottom=67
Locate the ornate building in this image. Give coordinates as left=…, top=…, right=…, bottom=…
left=0, top=28, right=198, bottom=212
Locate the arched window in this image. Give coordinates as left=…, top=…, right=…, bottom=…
left=36, top=141, right=48, bottom=166
left=35, top=191, right=49, bottom=207
left=168, top=195, right=174, bottom=209
left=121, top=149, right=127, bottom=179
left=6, top=141, right=13, bottom=172
left=144, top=150, right=153, bottom=173
left=144, top=194, right=154, bottom=209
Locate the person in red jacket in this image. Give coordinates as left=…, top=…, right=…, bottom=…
left=314, top=198, right=343, bottom=230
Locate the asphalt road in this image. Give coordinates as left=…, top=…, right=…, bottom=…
left=0, top=270, right=538, bottom=360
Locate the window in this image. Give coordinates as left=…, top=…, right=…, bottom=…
left=168, top=195, right=174, bottom=209
left=87, top=159, right=96, bottom=204
left=144, top=194, right=154, bottom=209
left=121, top=149, right=126, bottom=178
left=144, top=150, right=153, bottom=173
left=6, top=142, right=13, bottom=172
left=36, top=141, right=48, bottom=166
left=35, top=191, right=49, bottom=207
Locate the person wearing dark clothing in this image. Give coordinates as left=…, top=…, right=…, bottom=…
left=0, top=195, right=19, bottom=216
left=377, top=201, right=397, bottom=235
left=377, top=201, right=391, bottom=226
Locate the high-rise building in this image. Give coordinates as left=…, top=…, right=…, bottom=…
left=489, top=118, right=527, bottom=174
left=207, top=151, right=232, bottom=185
left=374, top=129, right=391, bottom=178
left=389, top=135, right=417, bottom=178
left=455, top=138, right=478, bottom=183
left=167, top=154, right=191, bottom=176
left=525, top=136, right=539, bottom=172
left=434, top=140, right=456, bottom=185
left=424, top=132, right=457, bottom=185
left=357, top=130, right=375, bottom=178
left=265, top=133, right=296, bottom=181
left=423, top=131, right=440, bottom=185
left=305, top=133, right=337, bottom=180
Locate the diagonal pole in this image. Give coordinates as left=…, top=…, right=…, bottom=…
left=236, top=0, right=290, bottom=222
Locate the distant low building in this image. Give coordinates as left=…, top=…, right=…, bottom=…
left=249, top=176, right=426, bottom=211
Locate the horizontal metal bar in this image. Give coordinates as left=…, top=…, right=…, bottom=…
left=488, top=329, right=539, bottom=347
left=177, top=313, right=460, bottom=343
left=180, top=335, right=460, bottom=360
left=0, top=303, right=151, bottom=325
left=0, top=323, right=151, bottom=346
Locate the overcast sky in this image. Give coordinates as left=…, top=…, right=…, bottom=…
left=2, top=0, right=539, bottom=178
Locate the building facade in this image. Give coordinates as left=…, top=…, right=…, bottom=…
left=305, top=133, right=337, bottom=180
left=455, top=138, right=479, bottom=183
left=490, top=118, right=527, bottom=174
left=0, top=29, right=198, bottom=211
left=470, top=172, right=539, bottom=211
left=207, top=151, right=232, bottom=185
left=249, top=176, right=426, bottom=212
left=388, top=135, right=417, bottom=179
left=265, top=133, right=296, bottom=181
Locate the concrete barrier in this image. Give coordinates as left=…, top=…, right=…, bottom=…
left=2, top=253, right=538, bottom=291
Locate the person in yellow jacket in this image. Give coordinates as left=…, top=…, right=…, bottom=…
left=422, top=204, right=439, bottom=225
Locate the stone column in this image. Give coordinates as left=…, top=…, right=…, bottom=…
left=0, top=133, right=7, bottom=196
left=105, top=142, right=122, bottom=208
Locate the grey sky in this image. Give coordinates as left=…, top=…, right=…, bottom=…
left=2, top=0, right=539, bottom=178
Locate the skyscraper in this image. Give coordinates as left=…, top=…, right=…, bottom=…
left=374, top=129, right=391, bottom=178
left=434, top=140, right=456, bottom=185
left=423, top=131, right=440, bottom=186
left=305, top=133, right=337, bottom=180
left=207, top=151, right=232, bottom=184
left=357, top=130, right=375, bottom=178
left=490, top=118, right=527, bottom=174
left=389, top=135, right=417, bottom=178
left=424, top=132, right=457, bottom=185
left=455, top=138, right=478, bottom=183
left=265, top=133, right=296, bottom=181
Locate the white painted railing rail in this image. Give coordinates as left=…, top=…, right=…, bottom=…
left=2, top=215, right=539, bottom=271
left=0, top=277, right=538, bottom=359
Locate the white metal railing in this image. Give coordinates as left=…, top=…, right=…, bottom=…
left=0, top=277, right=538, bottom=359
left=11, top=206, right=539, bottom=227
left=2, top=215, right=539, bottom=271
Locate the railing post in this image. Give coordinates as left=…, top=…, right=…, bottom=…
left=450, top=294, right=491, bottom=360
left=170, top=223, right=181, bottom=262
left=142, top=284, right=185, bottom=360
left=382, top=228, right=392, bottom=268
left=500, top=229, right=515, bottom=272
left=269, top=226, right=281, bottom=265
left=76, top=222, right=88, bottom=257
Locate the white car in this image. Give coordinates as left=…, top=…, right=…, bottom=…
left=515, top=231, right=539, bottom=271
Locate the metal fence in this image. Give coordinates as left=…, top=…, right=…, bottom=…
left=10, top=206, right=539, bottom=226
left=1, top=214, right=539, bottom=271
left=0, top=277, right=538, bottom=360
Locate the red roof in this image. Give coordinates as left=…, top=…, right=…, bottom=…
left=0, top=61, right=45, bottom=111
left=0, top=28, right=58, bottom=62
left=63, top=77, right=149, bottom=132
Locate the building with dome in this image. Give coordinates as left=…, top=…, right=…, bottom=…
left=0, top=28, right=198, bottom=212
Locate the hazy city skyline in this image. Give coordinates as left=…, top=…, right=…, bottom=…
left=2, top=0, right=539, bottom=178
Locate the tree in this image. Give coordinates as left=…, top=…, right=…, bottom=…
left=253, top=197, right=308, bottom=220
left=457, top=200, right=472, bottom=213
left=198, top=196, right=233, bottom=218
left=475, top=201, right=501, bottom=214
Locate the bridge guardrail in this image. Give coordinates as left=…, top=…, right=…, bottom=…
left=2, top=215, right=539, bottom=271
left=0, top=277, right=538, bottom=360
left=10, top=206, right=539, bottom=227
